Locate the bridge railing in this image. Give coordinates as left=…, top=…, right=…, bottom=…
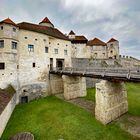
left=50, top=67, right=140, bottom=74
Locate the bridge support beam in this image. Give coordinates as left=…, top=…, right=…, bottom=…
left=62, top=75, right=87, bottom=100
left=95, top=80, right=128, bottom=124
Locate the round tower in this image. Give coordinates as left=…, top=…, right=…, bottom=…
left=0, top=18, right=19, bottom=89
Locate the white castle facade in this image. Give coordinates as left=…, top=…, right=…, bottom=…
left=0, top=17, right=119, bottom=102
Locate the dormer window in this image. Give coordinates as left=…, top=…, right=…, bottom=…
left=1, top=26, right=3, bottom=30
left=0, top=40, right=4, bottom=48
left=13, top=27, right=16, bottom=32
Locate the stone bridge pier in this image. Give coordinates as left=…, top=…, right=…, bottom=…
left=95, top=80, right=128, bottom=124
left=62, top=75, right=87, bottom=100
left=49, top=74, right=87, bottom=99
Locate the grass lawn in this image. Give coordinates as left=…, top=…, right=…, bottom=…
left=126, top=83, right=140, bottom=116
left=1, top=83, right=140, bottom=140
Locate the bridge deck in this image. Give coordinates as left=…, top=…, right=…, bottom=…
left=49, top=68, right=140, bottom=82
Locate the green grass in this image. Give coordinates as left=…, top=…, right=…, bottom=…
left=84, top=83, right=140, bottom=116
left=1, top=83, right=140, bottom=140
left=82, top=88, right=96, bottom=101
left=1, top=96, right=137, bottom=140
left=126, top=83, right=140, bottom=116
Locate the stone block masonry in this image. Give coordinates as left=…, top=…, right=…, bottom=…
left=62, top=75, right=87, bottom=100
left=50, top=74, right=64, bottom=95
left=95, top=80, right=128, bottom=124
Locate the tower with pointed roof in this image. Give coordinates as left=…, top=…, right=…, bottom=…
left=107, top=38, right=119, bottom=59
left=0, top=18, right=19, bottom=89
left=39, top=17, right=54, bottom=28
left=68, top=30, right=76, bottom=39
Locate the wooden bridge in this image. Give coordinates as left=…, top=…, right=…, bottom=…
left=49, top=67, right=140, bottom=124
left=49, top=67, right=140, bottom=82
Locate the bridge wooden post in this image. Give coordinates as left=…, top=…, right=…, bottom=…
left=95, top=80, right=128, bottom=124
left=62, top=75, right=87, bottom=100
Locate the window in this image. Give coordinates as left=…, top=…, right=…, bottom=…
left=110, top=44, right=113, bottom=47
left=28, top=44, right=34, bottom=52
left=35, top=38, right=37, bottom=41
left=12, top=41, right=17, bottom=49
left=64, top=49, right=68, bottom=55
left=0, top=63, right=5, bottom=69
left=33, top=63, right=35, bottom=68
left=0, top=40, right=4, bottom=48
left=1, top=26, right=3, bottom=30
left=110, top=50, right=113, bottom=53
left=45, top=47, right=48, bottom=53
left=13, top=27, right=16, bottom=32
left=94, top=53, right=97, bottom=58
left=54, top=49, right=58, bottom=54
left=25, top=37, right=28, bottom=39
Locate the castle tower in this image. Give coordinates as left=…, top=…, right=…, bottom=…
left=0, top=18, right=19, bottom=89
left=68, top=30, right=76, bottom=39
left=39, top=17, right=54, bottom=28
left=107, top=38, right=119, bottom=59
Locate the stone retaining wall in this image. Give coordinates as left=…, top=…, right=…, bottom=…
left=0, top=94, right=16, bottom=138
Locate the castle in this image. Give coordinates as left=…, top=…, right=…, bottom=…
left=0, top=17, right=121, bottom=103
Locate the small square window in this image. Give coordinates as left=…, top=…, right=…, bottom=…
left=1, top=26, right=3, bottom=30
left=110, top=44, right=113, bottom=47
left=35, top=38, right=37, bottom=41
left=12, top=41, right=17, bottom=49
left=64, top=49, right=68, bottom=55
left=13, top=28, right=16, bottom=32
left=25, top=37, right=28, bottom=39
left=0, top=40, right=4, bottom=48
left=45, top=47, right=48, bottom=53
left=28, top=44, right=34, bottom=52
left=54, top=49, right=58, bottom=54
left=0, top=63, right=5, bottom=69
left=33, top=63, right=35, bottom=68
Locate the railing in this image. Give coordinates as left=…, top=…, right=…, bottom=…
left=50, top=67, right=140, bottom=74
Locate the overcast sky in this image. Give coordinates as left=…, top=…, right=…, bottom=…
left=0, top=0, right=140, bottom=59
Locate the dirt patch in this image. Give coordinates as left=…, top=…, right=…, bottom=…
left=116, top=114, right=140, bottom=138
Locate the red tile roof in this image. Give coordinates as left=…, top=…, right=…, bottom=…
left=0, top=18, right=17, bottom=27
left=69, top=30, right=75, bottom=35
left=39, top=17, right=54, bottom=26
left=18, top=22, right=69, bottom=41
left=87, top=38, right=106, bottom=46
left=107, top=38, right=118, bottom=43
left=71, top=35, right=88, bottom=44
